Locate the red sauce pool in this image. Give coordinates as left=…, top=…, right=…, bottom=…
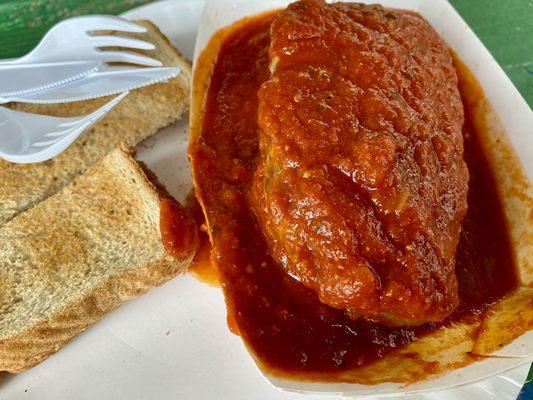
left=189, top=11, right=518, bottom=377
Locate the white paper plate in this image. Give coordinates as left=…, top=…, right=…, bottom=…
left=1, top=1, right=530, bottom=399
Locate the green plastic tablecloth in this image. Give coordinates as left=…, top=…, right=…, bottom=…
left=0, top=0, right=531, bottom=107
left=449, top=0, right=533, bottom=107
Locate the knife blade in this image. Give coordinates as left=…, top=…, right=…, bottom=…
left=0, top=61, right=101, bottom=97
left=1, top=66, right=180, bottom=104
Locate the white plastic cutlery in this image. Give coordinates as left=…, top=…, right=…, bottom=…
left=0, top=15, right=175, bottom=163
left=0, top=93, right=127, bottom=163
left=0, top=67, right=180, bottom=104
left=0, top=15, right=161, bottom=97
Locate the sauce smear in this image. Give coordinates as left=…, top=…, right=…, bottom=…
left=160, top=197, right=199, bottom=259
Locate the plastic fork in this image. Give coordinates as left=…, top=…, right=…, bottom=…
left=0, top=92, right=128, bottom=164
left=0, top=15, right=162, bottom=97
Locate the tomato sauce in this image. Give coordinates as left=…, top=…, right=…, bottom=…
left=189, top=10, right=518, bottom=377
left=253, top=0, right=469, bottom=326
left=159, top=197, right=199, bottom=259
left=188, top=231, right=219, bottom=287
left=185, top=193, right=220, bottom=286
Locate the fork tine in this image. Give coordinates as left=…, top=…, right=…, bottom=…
left=44, top=129, right=73, bottom=137
left=89, top=35, right=155, bottom=50
left=30, top=137, right=64, bottom=148
left=74, top=15, right=147, bottom=33
left=94, top=50, right=162, bottom=66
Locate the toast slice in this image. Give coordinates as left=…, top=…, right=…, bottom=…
left=0, top=146, right=198, bottom=373
left=0, top=20, right=191, bottom=226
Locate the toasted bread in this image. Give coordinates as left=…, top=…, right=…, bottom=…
left=0, top=20, right=191, bottom=226
left=0, top=146, right=198, bottom=373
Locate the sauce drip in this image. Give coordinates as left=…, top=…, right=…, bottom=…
left=189, top=232, right=219, bottom=287
left=190, top=11, right=518, bottom=377
left=185, top=192, right=219, bottom=287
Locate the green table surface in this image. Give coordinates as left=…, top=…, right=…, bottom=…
left=449, top=0, right=533, bottom=107
left=0, top=0, right=531, bottom=107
